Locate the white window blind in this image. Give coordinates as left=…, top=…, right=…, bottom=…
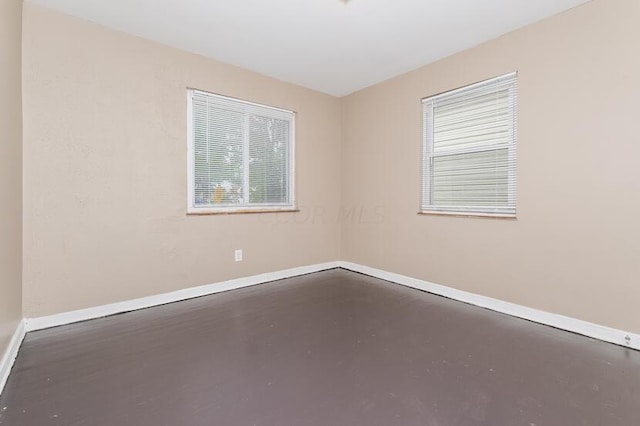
left=422, top=72, right=517, bottom=216
left=188, top=90, right=295, bottom=213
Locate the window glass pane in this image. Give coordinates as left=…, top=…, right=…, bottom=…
left=433, top=89, right=510, bottom=153
left=193, top=106, right=244, bottom=206
left=192, top=96, right=210, bottom=205
left=249, top=115, right=290, bottom=204
left=432, top=148, right=508, bottom=207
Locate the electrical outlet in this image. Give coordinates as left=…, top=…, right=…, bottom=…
left=234, top=249, right=243, bottom=262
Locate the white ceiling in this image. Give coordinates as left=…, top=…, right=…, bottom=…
left=28, top=0, right=591, bottom=96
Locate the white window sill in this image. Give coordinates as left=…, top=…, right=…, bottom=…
left=187, top=208, right=299, bottom=216
left=418, top=211, right=517, bottom=220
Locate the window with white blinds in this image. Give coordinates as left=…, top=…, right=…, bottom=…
left=187, top=90, right=295, bottom=213
left=422, top=72, right=517, bottom=217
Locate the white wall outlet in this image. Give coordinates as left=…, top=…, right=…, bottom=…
left=234, top=249, right=243, bottom=262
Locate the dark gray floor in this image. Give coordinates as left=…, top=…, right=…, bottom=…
left=1, top=269, right=639, bottom=425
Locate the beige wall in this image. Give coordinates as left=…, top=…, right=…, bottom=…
left=342, top=0, right=640, bottom=334
left=21, top=0, right=640, bottom=336
left=0, top=0, right=23, bottom=353
left=22, top=4, right=342, bottom=317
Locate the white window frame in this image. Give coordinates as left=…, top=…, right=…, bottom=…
left=421, top=72, right=517, bottom=218
left=187, top=89, right=296, bottom=214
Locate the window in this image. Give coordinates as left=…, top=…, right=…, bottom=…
left=187, top=90, right=295, bottom=214
left=422, top=72, right=517, bottom=217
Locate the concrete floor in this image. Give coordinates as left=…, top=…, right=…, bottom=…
left=1, top=269, right=639, bottom=425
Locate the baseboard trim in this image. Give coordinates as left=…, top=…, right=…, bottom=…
left=0, top=320, right=26, bottom=397
left=338, top=261, right=640, bottom=351
left=25, top=261, right=341, bottom=332
left=23, top=260, right=639, bottom=352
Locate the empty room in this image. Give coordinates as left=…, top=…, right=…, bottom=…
left=1, top=0, right=640, bottom=424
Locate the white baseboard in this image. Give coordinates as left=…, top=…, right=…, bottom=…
left=0, top=320, right=26, bottom=397
left=338, top=261, right=640, bottom=351
left=25, top=261, right=341, bottom=332
left=22, top=260, right=639, bottom=352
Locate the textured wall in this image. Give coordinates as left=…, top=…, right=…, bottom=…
left=22, top=4, right=342, bottom=317
left=22, top=0, right=640, bottom=337
left=0, top=0, right=23, bottom=353
left=341, top=0, right=640, bottom=334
